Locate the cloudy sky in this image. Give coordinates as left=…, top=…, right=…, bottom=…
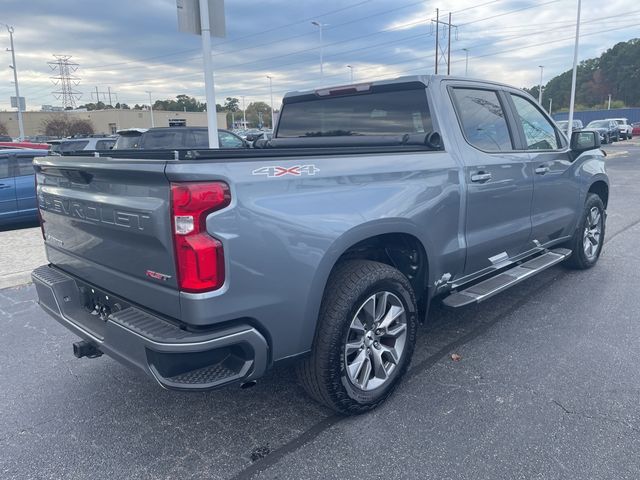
left=0, top=0, right=638, bottom=111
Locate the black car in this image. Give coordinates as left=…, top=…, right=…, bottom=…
left=114, top=127, right=249, bottom=150
left=585, top=120, right=620, bottom=144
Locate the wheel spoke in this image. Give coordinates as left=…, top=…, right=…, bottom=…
left=360, top=295, right=376, bottom=326
left=380, top=344, right=400, bottom=364
left=350, top=317, right=366, bottom=333
left=370, top=348, right=388, bottom=380
left=359, top=356, right=372, bottom=389
left=347, top=349, right=367, bottom=380
left=378, top=304, right=404, bottom=330
left=345, top=340, right=362, bottom=355
left=385, top=323, right=407, bottom=338
left=374, top=292, right=389, bottom=322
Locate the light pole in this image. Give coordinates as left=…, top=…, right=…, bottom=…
left=146, top=91, right=155, bottom=128
left=242, top=95, right=246, bottom=128
left=311, top=21, right=326, bottom=78
left=267, top=75, right=275, bottom=130
left=607, top=93, right=612, bottom=110
left=549, top=98, right=553, bottom=115
left=346, top=64, right=354, bottom=83
left=462, top=48, right=469, bottom=76
left=538, top=65, right=544, bottom=105
left=4, top=25, right=24, bottom=140
left=566, top=0, right=581, bottom=139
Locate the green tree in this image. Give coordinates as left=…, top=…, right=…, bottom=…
left=224, top=97, right=240, bottom=112
left=245, top=101, right=273, bottom=128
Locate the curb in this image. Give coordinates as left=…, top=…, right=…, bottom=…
left=0, top=272, right=33, bottom=291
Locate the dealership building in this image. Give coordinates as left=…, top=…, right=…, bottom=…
left=0, top=109, right=229, bottom=138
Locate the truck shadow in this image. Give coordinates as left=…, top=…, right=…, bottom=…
left=9, top=266, right=573, bottom=479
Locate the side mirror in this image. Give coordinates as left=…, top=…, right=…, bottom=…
left=571, top=130, right=600, bottom=154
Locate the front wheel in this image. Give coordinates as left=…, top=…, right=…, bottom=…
left=297, top=260, right=418, bottom=415
left=563, top=193, right=605, bottom=269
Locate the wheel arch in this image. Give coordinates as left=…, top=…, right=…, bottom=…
left=587, top=179, right=609, bottom=208
left=299, top=221, right=432, bottom=355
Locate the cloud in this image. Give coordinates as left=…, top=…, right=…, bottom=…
left=0, top=0, right=638, bottom=112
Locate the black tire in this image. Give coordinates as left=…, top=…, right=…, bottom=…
left=297, top=260, right=418, bottom=415
left=563, top=193, right=605, bottom=269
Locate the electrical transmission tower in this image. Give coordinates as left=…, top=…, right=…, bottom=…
left=431, top=9, right=458, bottom=75
left=48, top=55, right=82, bottom=108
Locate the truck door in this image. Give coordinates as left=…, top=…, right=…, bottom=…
left=449, top=87, right=534, bottom=276
left=0, top=155, right=17, bottom=222
left=506, top=93, right=580, bottom=246
left=14, top=153, right=38, bottom=216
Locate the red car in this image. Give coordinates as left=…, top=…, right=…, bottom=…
left=0, top=141, right=50, bottom=150
left=632, top=122, right=640, bottom=136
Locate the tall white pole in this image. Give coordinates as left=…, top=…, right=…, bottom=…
left=567, top=0, right=581, bottom=142
left=146, top=91, right=155, bottom=127
left=242, top=96, right=246, bottom=127
left=312, top=21, right=324, bottom=78
left=538, top=65, right=544, bottom=105
left=199, top=0, right=219, bottom=148
left=463, top=49, right=469, bottom=76
left=347, top=65, right=353, bottom=83
left=267, top=75, right=275, bottom=129
left=549, top=98, right=553, bottom=115
left=6, top=26, right=24, bottom=140
left=607, top=94, right=611, bottom=110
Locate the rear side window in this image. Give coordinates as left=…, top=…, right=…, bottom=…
left=16, top=156, right=36, bottom=176
left=190, top=130, right=210, bottom=148
left=277, top=89, right=432, bottom=137
left=451, top=88, right=513, bottom=152
left=219, top=131, right=244, bottom=148
left=95, top=140, right=115, bottom=150
left=59, top=141, right=89, bottom=152
left=510, top=95, right=560, bottom=150
left=141, top=131, right=184, bottom=149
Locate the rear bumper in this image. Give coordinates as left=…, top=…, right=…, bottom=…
left=32, top=265, right=269, bottom=391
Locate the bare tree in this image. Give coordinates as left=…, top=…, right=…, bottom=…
left=0, top=121, right=8, bottom=136
left=41, top=116, right=95, bottom=137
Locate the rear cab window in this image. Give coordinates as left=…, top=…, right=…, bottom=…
left=276, top=86, right=432, bottom=138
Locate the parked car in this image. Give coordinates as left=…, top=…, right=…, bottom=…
left=0, top=149, right=47, bottom=226
left=112, top=127, right=249, bottom=150
left=556, top=120, right=583, bottom=134
left=607, top=118, right=633, bottom=140
left=0, top=135, right=12, bottom=142
left=32, top=75, right=607, bottom=414
left=55, top=137, right=116, bottom=153
left=632, top=122, right=640, bottom=136
left=113, top=128, right=148, bottom=149
left=585, top=120, right=619, bottom=144
left=0, top=141, right=50, bottom=150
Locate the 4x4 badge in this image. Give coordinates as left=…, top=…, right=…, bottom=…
left=252, top=165, right=319, bottom=177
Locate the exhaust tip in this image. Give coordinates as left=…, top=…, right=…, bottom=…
left=240, top=380, right=257, bottom=390
left=73, top=340, right=103, bottom=359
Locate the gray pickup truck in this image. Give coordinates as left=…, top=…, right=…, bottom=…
left=32, top=76, right=608, bottom=414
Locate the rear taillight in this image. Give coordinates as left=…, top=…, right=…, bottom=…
left=170, top=182, right=230, bottom=293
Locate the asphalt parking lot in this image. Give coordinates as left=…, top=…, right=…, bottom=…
left=1, top=140, right=639, bottom=479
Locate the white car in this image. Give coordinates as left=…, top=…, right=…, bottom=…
left=55, top=136, right=117, bottom=153
left=608, top=118, right=633, bottom=140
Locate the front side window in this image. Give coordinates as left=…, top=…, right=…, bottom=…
left=510, top=95, right=559, bottom=150
left=277, top=88, right=432, bottom=138
left=451, top=88, right=513, bottom=152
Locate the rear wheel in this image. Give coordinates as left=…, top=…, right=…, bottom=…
left=564, top=193, right=605, bottom=269
left=297, top=260, right=418, bottom=415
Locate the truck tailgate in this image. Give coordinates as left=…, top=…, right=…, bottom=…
left=34, top=156, right=181, bottom=319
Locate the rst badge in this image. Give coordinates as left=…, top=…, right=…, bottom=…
left=252, top=165, right=319, bottom=178
left=145, top=270, right=172, bottom=282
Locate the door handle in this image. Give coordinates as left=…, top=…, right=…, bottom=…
left=0, top=184, right=11, bottom=190
left=535, top=166, right=550, bottom=175
left=470, top=172, right=492, bottom=183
